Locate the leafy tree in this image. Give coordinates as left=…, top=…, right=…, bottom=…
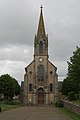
left=61, top=77, right=73, bottom=95
left=62, top=46, right=80, bottom=95
left=12, top=78, right=20, bottom=96
left=0, top=74, right=20, bottom=100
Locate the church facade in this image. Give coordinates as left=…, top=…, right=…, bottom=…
left=22, top=7, right=58, bottom=105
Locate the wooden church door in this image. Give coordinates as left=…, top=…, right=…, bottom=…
left=37, top=88, right=45, bottom=104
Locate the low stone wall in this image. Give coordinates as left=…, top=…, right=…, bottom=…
left=62, top=100, right=80, bottom=115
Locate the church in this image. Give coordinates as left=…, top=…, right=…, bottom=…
left=22, top=6, right=58, bottom=105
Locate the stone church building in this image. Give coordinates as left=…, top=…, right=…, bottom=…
left=22, top=7, right=58, bottom=105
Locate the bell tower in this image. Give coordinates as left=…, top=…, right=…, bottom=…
left=34, top=6, right=48, bottom=87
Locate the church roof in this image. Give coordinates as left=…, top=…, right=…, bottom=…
left=37, top=6, right=45, bottom=37
left=25, top=60, right=34, bottom=70
left=48, top=60, right=57, bottom=71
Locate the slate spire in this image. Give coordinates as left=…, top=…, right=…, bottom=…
left=37, top=5, right=45, bottom=37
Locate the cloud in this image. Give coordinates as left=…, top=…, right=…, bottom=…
left=0, top=60, right=25, bottom=84
left=0, top=0, right=36, bottom=46
left=0, top=44, right=33, bottom=61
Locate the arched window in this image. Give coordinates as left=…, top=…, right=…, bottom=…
left=50, top=84, right=53, bottom=92
left=29, top=83, right=32, bottom=92
left=37, top=64, right=44, bottom=81
left=39, top=41, right=43, bottom=54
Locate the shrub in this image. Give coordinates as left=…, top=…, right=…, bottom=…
left=6, top=100, right=21, bottom=105
left=68, top=92, right=75, bottom=101
left=55, top=100, right=63, bottom=107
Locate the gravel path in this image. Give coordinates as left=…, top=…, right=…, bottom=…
left=0, top=106, right=72, bottom=120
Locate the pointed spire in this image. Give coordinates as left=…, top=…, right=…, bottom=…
left=37, top=5, right=45, bottom=37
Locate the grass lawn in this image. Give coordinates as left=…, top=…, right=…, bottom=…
left=72, top=100, right=80, bottom=106
left=0, top=101, right=22, bottom=111
left=60, top=107, right=80, bottom=120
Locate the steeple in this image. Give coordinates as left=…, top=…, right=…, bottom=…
left=37, top=6, right=45, bottom=37
left=34, top=6, right=48, bottom=56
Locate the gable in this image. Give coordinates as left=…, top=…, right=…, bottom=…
left=25, top=60, right=34, bottom=73
left=48, top=60, right=57, bottom=71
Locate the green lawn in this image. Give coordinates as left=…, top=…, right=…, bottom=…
left=72, top=100, right=80, bottom=106
left=60, top=108, right=80, bottom=120
left=0, top=101, right=22, bottom=111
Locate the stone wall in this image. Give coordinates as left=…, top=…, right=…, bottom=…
left=62, top=100, right=80, bottom=115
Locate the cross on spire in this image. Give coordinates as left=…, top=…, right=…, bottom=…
left=37, top=5, right=45, bottom=37
left=40, top=5, right=43, bottom=11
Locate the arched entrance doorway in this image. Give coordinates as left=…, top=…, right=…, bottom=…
left=37, top=88, right=45, bottom=104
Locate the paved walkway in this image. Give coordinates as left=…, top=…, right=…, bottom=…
left=0, top=106, right=72, bottom=120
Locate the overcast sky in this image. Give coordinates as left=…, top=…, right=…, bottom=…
left=0, top=0, right=80, bottom=84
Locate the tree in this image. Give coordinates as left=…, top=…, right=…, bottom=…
left=12, top=78, right=20, bottom=96
left=62, top=46, right=80, bottom=95
left=61, top=77, right=72, bottom=95
left=0, top=74, right=20, bottom=100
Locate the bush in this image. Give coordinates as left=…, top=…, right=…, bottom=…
left=68, top=92, right=75, bottom=101
left=6, top=100, right=21, bottom=105
left=55, top=100, right=63, bottom=107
